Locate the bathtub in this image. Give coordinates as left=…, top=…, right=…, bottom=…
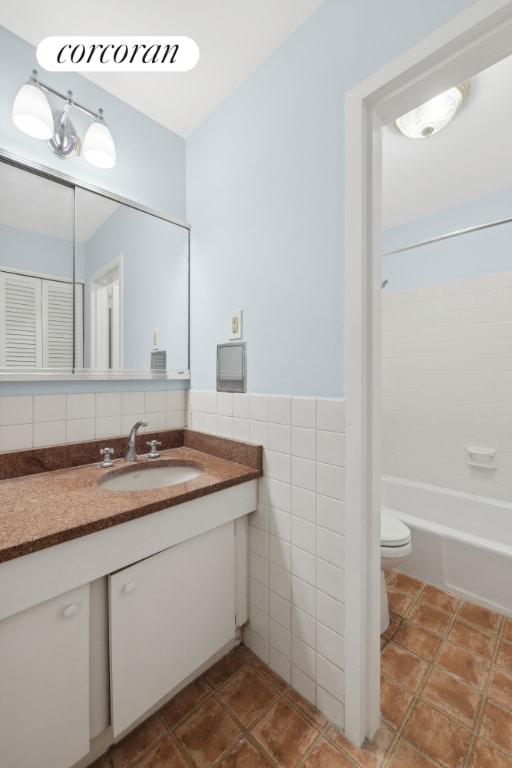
left=382, top=475, right=512, bottom=617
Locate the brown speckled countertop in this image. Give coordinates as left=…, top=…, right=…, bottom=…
left=0, top=430, right=262, bottom=564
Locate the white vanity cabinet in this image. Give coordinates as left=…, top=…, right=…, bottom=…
left=0, top=583, right=90, bottom=768
left=109, top=522, right=236, bottom=737
left=0, top=481, right=255, bottom=767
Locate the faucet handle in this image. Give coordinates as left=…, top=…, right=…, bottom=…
left=99, top=447, right=115, bottom=467
left=147, top=440, right=162, bottom=458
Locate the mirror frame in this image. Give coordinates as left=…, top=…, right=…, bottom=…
left=0, top=148, right=190, bottom=382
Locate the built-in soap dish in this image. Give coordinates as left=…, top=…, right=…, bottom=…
left=467, top=446, right=496, bottom=470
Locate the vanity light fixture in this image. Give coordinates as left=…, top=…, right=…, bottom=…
left=12, top=69, right=116, bottom=169
left=394, top=81, right=470, bottom=139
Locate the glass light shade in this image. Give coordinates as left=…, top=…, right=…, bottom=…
left=12, top=82, right=54, bottom=140
left=83, top=118, right=116, bottom=169
left=395, top=84, right=468, bottom=139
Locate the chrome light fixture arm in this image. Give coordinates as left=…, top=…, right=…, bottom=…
left=12, top=69, right=116, bottom=169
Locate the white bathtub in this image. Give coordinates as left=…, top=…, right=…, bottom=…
left=382, top=475, right=512, bottom=617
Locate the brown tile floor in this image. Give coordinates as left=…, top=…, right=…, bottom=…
left=92, top=571, right=512, bottom=767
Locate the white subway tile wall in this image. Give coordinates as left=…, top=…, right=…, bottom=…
left=187, top=391, right=346, bottom=729
left=382, top=273, right=512, bottom=502
left=0, top=390, right=187, bottom=452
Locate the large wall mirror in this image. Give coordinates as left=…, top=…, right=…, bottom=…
left=0, top=153, right=190, bottom=380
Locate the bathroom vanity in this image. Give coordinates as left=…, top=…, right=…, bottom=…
left=0, top=430, right=262, bottom=768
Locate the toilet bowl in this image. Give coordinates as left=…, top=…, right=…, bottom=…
left=380, top=508, right=412, bottom=633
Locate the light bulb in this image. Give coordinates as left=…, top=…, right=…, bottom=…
left=83, top=114, right=116, bottom=169
left=12, top=82, right=54, bottom=140
left=394, top=83, right=469, bottom=139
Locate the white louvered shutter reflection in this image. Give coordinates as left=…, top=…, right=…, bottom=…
left=0, top=271, right=42, bottom=367
left=0, top=271, right=82, bottom=368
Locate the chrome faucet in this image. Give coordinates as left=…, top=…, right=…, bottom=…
left=124, top=419, right=148, bottom=462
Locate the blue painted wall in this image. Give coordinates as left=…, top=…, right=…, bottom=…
left=382, top=187, right=512, bottom=292
left=186, top=0, right=475, bottom=397
left=1, top=0, right=480, bottom=397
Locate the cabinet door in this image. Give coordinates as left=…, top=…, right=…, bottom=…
left=0, top=584, right=90, bottom=768
left=110, top=523, right=235, bottom=737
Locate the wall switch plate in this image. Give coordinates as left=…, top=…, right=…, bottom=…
left=152, top=328, right=160, bottom=348
left=230, top=310, right=242, bottom=339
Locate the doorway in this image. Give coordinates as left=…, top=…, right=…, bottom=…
left=344, top=0, right=512, bottom=746
left=90, top=257, right=122, bottom=370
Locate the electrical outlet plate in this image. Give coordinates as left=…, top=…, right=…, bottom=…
left=230, top=309, right=242, bottom=340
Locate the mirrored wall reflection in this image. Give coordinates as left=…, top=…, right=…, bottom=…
left=0, top=157, right=190, bottom=377
left=0, top=161, right=76, bottom=368
left=75, top=189, right=189, bottom=372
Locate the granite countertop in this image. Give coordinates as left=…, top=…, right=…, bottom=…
left=0, top=430, right=262, bottom=565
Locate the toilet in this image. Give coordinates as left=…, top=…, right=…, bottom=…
left=380, top=508, right=412, bottom=633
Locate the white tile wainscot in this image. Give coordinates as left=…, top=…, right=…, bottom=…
left=0, top=390, right=187, bottom=452
left=187, top=391, right=346, bottom=728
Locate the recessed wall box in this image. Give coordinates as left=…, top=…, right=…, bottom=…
left=217, top=342, right=246, bottom=393
left=151, top=350, right=166, bottom=370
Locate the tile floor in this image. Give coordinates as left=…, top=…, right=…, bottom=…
left=91, top=571, right=512, bottom=768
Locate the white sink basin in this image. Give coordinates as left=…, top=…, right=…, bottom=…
left=99, top=463, right=202, bottom=491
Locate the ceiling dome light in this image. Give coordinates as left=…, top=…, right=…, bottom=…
left=12, top=80, right=54, bottom=140
left=394, top=82, right=470, bottom=138
left=83, top=110, right=116, bottom=169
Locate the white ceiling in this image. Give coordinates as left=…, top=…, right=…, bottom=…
left=3, top=2, right=512, bottom=228
left=1, top=0, right=327, bottom=138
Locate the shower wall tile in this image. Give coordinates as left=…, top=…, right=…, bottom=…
left=186, top=389, right=346, bottom=730
left=382, top=272, right=512, bottom=502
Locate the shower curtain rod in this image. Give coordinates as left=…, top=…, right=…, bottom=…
left=382, top=213, right=512, bottom=257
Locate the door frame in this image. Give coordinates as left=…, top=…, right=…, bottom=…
left=89, top=255, right=123, bottom=370
left=344, top=0, right=512, bottom=745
